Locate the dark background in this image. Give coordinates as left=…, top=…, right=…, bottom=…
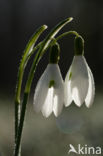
left=1, top=0, right=103, bottom=90
left=0, top=0, right=103, bottom=156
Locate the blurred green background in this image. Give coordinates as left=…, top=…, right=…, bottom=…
left=0, top=0, right=103, bottom=155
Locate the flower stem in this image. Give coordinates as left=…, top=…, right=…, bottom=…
left=56, top=30, right=79, bottom=41
left=14, top=17, right=73, bottom=156
left=25, top=17, right=73, bottom=93
left=14, top=30, right=78, bottom=141
left=14, top=92, right=29, bottom=156
left=14, top=25, right=47, bottom=152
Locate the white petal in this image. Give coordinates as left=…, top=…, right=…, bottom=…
left=71, top=56, right=89, bottom=106
left=33, top=65, right=51, bottom=112
left=51, top=64, right=64, bottom=116
left=53, top=85, right=64, bottom=117
left=48, top=64, right=63, bottom=83
left=85, top=66, right=95, bottom=108
left=33, top=64, right=64, bottom=117
left=64, top=66, right=72, bottom=106
left=41, top=87, right=54, bottom=117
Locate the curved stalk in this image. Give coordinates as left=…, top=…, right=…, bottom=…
left=14, top=25, right=47, bottom=141
left=26, top=31, right=80, bottom=64
left=56, top=30, right=79, bottom=41
left=14, top=17, right=73, bottom=156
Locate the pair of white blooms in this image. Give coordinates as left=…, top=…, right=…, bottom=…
left=33, top=55, right=95, bottom=118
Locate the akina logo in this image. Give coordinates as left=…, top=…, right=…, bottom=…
left=68, top=144, right=102, bottom=155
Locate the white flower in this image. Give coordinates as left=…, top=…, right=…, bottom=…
left=64, top=55, right=95, bottom=107
left=33, top=64, right=64, bottom=118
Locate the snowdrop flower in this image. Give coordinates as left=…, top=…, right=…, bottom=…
left=33, top=43, right=64, bottom=117
left=64, top=36, right=95, bottom=107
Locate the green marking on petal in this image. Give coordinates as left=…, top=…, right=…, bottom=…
left=49, top=80, right=55, bottom=88
left=69, top=72, right=72, bottom=80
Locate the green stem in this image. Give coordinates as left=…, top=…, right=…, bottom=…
left=14, top=25, right=47, bottom=142
left=56, top=30, right=79, bottom=41
left=14, top=17, right=73, bottom=156
left=25, top=17, right=73, bottom=93
left=14, top=92, right=29, bottom=156
left=25, top=41, right=43, bottom=64
left=26, top=31, right=79, bottom=64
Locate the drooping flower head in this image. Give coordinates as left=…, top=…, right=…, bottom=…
left=33, top=43, right=64, bottom=117
left=64, top=36, right=95, bottom=107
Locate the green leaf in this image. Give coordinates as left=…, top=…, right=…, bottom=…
left=15, top=25, right=47, bottom=103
